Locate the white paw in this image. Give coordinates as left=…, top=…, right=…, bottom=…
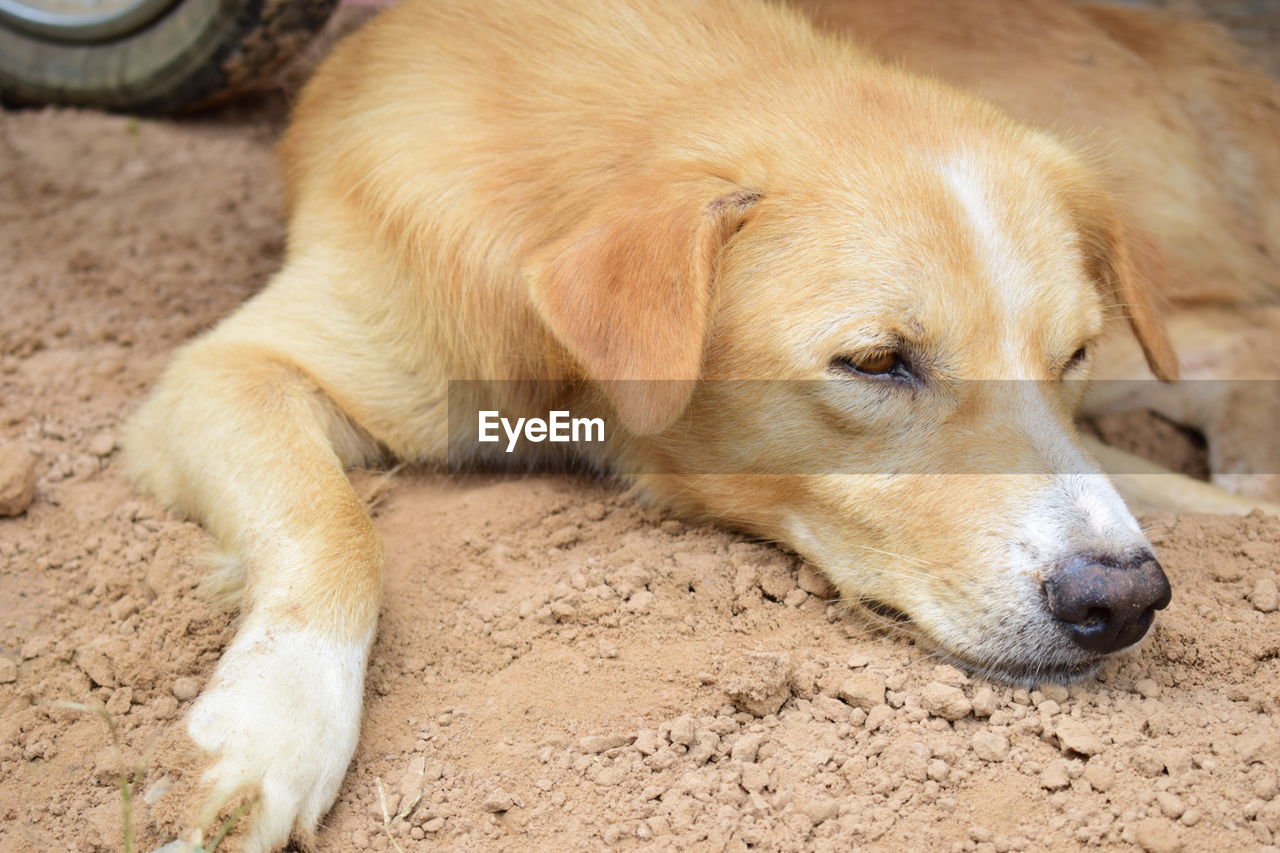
left=180, top=621, right=372, bottom=852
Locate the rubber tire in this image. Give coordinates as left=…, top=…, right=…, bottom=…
left=0, top=0, right=338, bottom=113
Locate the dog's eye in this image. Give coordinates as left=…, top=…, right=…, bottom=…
left=1064, top=345, right=1089, bottom=372
left=832, top=350, right=906, bottom=378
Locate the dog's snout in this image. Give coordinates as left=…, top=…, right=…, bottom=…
left=1045, top=554, right=1172, bottom=654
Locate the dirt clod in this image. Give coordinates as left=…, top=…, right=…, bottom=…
left=1056, top=718, right=1105, bottom=756
left=796, top=563, right=833, bottom=597
left=1250, top=577, right=1279, bottom=612
left=970, top=686, right=998, bottom=717
left=1040, top=758, right=1071, bottom=790
left=970, top=731, right=1009, bottom=762
left=1134, top=817, right=1183, bottom=853
left=920, top=682, right=972, bottom=720
left=0, top=442, right=37, bottom=516
left=579, top=733, right=631, bottom=753
left=836, top=671, right=885, bottom=711
left=1083, top=759, right=1115, bottom=792
left=723, top=652, right=792, bottom=716
left=74, top=646, right=115, bottom=689
left=1134, top=678, right=1161, bottom=698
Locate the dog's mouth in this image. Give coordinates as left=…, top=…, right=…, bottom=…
left=932, top=648, right=1105, bottom=687
left=852, top=597, right=1106, bottom=687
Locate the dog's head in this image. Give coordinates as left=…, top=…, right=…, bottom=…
left=530, top=91, right=1175, bottom=684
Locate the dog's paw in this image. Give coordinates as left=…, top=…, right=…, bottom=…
left=1212, top=472, right=1280, bottom=506
left=148, top=622, right=372, bottom=853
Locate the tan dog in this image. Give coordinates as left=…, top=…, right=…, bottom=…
left=123, top=0, right=1276, bottom=848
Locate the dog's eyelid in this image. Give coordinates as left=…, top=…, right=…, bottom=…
left=1057, top=342, right=1093, bottom=378
left=829, top=348, right=919, bottom=383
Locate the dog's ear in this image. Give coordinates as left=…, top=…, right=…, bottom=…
left=1075, top=196, right=1179, bottom=381
left=531, top=179, right=761, bottom=434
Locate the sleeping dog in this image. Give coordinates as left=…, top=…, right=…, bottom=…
left=125, top=0, right=1280, bottom=847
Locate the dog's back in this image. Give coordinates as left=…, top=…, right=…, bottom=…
left=796, top=0, right=1280, bottom=306
left=270, top=0, right=1069, bottom=424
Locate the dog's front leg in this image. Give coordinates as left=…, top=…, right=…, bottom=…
left=125, top=339, right=383, bottom=852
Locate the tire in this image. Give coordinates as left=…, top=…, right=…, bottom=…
left=0, top=0, right=339, bottom=113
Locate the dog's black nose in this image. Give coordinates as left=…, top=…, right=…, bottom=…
left=1045, top=554, right=1172, bottom=654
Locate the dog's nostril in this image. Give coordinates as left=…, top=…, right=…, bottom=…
left=1080, top=606, right=1109, bottom=629
left=1045, top=554, right=1171, bottom=655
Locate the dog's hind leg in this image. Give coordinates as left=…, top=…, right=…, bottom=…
left=1084, top=435, right=1280, bottom=516
left=123, top=325, right=386, bottom=852
left=1086, top=305, right=1280, bottom=506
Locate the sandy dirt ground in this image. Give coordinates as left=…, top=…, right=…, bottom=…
left=2, top=5, right=1280, bottom=852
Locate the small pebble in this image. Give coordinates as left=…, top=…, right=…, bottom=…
left=87, top=433, right=117, bottom=457
left=172, top=677, right=199, bottom=701
left=151, top=695, right=179, bottom=720
left=633, top=729, right=661, bottom=755
left=801, top=798, right=840, bottom=824
left=740, top=763, right=771, bottom=792
left=481, top=788, right=516, bottom=813
left=1249, top=577, right=1278, bottom=613
left=76, top=646, right=116, bottom=688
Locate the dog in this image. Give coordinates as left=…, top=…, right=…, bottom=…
left=122, top=0, right=1278, bottom=848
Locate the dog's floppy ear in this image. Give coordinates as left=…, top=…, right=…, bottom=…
left=531, top=178, right=761, bottom=434
left=1075, top=195, right=1179, bottom=381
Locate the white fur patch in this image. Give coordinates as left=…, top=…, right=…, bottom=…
left=184, top=620, right=373, bottom=852
left=1006, top=384, right=1148, bottom=576
left=940, top=155, right=1037, bottom=373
